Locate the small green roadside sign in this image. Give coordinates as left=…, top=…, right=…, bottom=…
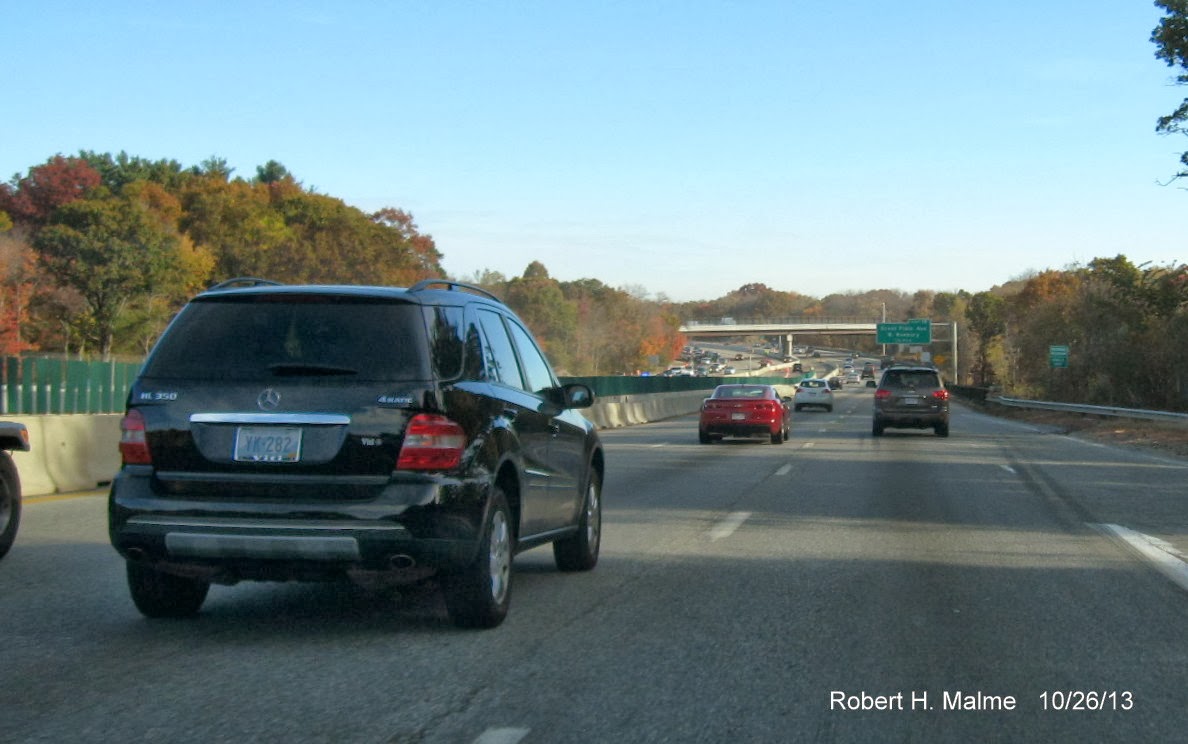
left=877, top=319, right=932, bottom=344
left=1049, top=345, right=1069, bottom=368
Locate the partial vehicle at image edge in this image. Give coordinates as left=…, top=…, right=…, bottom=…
left=0, top=422, right=31, bottom=560
left=108, top=278, right=604, bottom=629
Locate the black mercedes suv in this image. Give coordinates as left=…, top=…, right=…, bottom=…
left=109, top=278, right=604, bottom=628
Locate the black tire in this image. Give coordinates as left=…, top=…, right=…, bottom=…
left=935, top=422, right=950, bottom=438
left=126, top=561, right=209, bottom=618
left=443, top=488, right=513, bottom=629
left=771, top=427, right=784, bottom=444
left=0, top=454, right=20, bottom=560
left=825, top=405, right=833, bottom=413
left=554, top=470, right=601, bottom=572
left=872, top=421, right=884, bottom=437
left=699, top=429, right=712, bottom=444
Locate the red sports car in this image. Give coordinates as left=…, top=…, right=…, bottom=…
left=698, top=384, right=793, bottom=444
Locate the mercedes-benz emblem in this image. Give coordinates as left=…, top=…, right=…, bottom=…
left=257, top=388, right=282, bottom=411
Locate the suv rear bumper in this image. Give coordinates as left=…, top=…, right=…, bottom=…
left=108, top=469, right=488, bottom=583
left=873, top=410, right=949, bottom=428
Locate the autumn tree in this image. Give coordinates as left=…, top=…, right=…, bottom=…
left=0, top=231, right=39, bottom=355
left=33, top=183, right=205, bottom=359
left=179, top=174, right=292, bottom=279
left=0, top=156, right=102, bottom=226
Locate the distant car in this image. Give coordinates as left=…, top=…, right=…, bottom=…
left=699, top=384, right=792, bottom=444
left=827, top=377, right=843, bottom=390
left=792, top=362, right=804, bottom=373
left=794, top=378, right=833, bottom=412
left=872, top=364, right=951, bottom=437
left=721, top=366, right=737, bottom=375
left=860, top=363, right=875, bottom=379
left=844, top=370, right=861, bottom=385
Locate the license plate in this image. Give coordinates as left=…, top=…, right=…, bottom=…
left=234, top=426, right=302, bottom=462
left=901, top=396, right=921, bottom=406
left=731, top=412, right=747, bottom=420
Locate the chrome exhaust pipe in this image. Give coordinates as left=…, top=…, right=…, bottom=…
left=388, top=554, right=416, bottom=570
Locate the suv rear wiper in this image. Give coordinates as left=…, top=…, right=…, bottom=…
left=267, top=363, right=358, bottom=376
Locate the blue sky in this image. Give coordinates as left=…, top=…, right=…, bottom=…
left=4, top=1, right=1186, bottom=301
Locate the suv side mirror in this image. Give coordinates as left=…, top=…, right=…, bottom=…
left=561, top=383, right=595, bottom=409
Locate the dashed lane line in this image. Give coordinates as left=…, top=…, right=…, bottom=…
left=708, top=511, right=752, bottom=541
left=474, top=728, right=530, bottom=744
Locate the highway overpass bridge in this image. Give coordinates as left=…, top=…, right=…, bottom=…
left=678, top=319, right=878, bottom=339
left=678, top=318, right=958, bottom=379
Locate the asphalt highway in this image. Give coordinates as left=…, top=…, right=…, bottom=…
left=4, top=387, right=1187, bottom=742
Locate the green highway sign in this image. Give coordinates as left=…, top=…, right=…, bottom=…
left=1049, top=344, right=1069, bottom=368
left=877, top=319, right=932, bottom=344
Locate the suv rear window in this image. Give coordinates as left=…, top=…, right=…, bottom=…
left=143, top=296, right=430, bottom=381
left=881, top=370, right=941, bottom=389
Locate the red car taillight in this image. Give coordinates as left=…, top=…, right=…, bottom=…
left=932, top=389, right=951, bottom=401
left=396, top=414, right=467, bottom=471
left=874, top=389, right=892, bottom=400
left=119, top=409, right=152, bottom=465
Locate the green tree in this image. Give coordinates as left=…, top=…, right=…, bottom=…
left=965, top=292, right=1006, bottom=385
left=255, top=160, right=294, bottom=184
left=1153, top=1, right=1188, bottom=179
left=503, top=262, right=578, bottom=372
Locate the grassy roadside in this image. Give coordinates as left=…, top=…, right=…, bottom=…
left=968, top=399, right=1188, bottom=461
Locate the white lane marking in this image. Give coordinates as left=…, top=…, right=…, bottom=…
left=775, top=464, right=792, bottom=476
left=801, top=442, right=814, bottom=449
left=708, top=511, right=751, bottom=541
left=1093, top=524, right=1188, bottom=593
left=474, top=728, right=530, bottom=744
left=999, top=465, right=1016, bottom=474
left=650, top=443, right=666, bottom=448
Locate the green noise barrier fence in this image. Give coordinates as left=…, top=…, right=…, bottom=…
left=2, top=356, right=142, bottom=415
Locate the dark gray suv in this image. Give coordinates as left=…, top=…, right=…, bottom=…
left=109, top=278, right=604, bottom=628
left=871, top=364, right=950, bottom=437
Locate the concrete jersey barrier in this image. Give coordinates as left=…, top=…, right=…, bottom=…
left=7, top=414, right=123, bottom=496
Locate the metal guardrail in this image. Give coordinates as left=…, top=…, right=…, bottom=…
left=992, top=396, right=1188, bottom=427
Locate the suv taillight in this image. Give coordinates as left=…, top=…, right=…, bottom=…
left=397, top=414, right=467, bottom=471
left=874, top=389, right=892, bottom=400
left=932, top=389, right=950, bottom=401
left=119, top=409, right=152, bottom=465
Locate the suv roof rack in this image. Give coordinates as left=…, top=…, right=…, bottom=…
left=208, top=277, right=283, bottom=290
left=408, top=279, right=501, bottom=302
